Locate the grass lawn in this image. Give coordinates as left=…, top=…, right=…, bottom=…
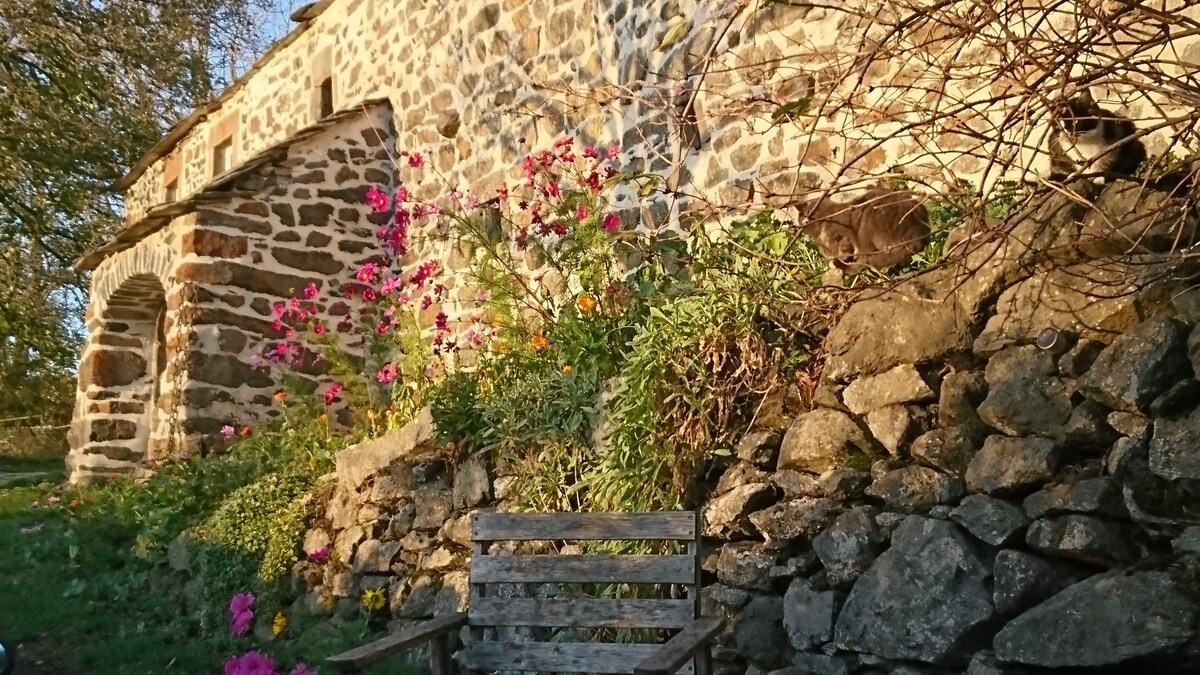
left=0, top=456, right=421, bottom=675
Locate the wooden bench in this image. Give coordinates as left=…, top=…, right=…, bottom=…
left=326, top=511, right=723, bottom=675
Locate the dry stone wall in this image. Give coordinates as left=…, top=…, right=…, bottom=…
left=276, top=181, right=1200, bottom=674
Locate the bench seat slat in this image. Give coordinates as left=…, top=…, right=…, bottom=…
left=457, top=641, right=695, bottom=674
left=472, top=554, right=695, bottom=584
left=473, top=512, right=696, bottom=541
left=470, top=597, right=695, bottom=629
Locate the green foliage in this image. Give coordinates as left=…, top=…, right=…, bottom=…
left=0, top=408, right=374, bottom=674
left=0, top=0, right=297, bottom=424
left=196, top=472, right=316, bottom=583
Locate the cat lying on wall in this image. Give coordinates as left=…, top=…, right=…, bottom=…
left=796, top=187, right=932, bottom=282
left=1048, top=88, right=1147, bottom=186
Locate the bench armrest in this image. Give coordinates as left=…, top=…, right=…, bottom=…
left=327, top=612, right=468, bottom=672
left=633, top=617, right=724, bottom=675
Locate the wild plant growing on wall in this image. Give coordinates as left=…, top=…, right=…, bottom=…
left=262, top=138, right=841, bottom=513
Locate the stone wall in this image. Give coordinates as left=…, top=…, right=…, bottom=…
left=118, top=0, right=1200, bottom=225
left=284, top=182, right=1200, bottom=674
left=76, top=0, right=1200, bottom=477
left=68, top=104, right=396, bottom=482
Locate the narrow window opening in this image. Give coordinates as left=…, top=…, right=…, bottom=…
left=212, top=138, right=233, bottom=176
left=319, top=77, right=334, bottom=118
left=164, top=178, right=179, bottom=203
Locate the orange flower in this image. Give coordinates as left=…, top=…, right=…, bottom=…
left=562, top=365, right=573, bottom=374
left=273, top=390, right=287, bottom=402
left=531, top=335, right=550, bottom=350
left=576, top=295, right=597, bottom=312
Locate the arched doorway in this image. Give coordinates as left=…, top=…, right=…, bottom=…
left=68, top=273, right=172, bottom=480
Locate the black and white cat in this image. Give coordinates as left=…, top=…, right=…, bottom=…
left=1048, top=88, right=1146, bottom=185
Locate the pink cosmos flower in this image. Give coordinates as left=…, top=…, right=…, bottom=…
left=290, top=664, right=319, bottom=675
left=230, top=610, right=253, bottom=636
left=47, top=496, right=61, bottom=505
left=577, top=205, right=588, bottom=221
left=230, top=592, right=255, bottom=615
left=229, top=592, right=255, bottom=636
left=376, top=363, right=398, bottom=384
left=323, top=383, right=344, bottom=406
left=308, top=547, right=330, bottom=562
left=303, top=282, right=319, bottom=299
left=365, top=186, right=390, bottom=213
left=224, top=650, right=276, bottom=675
left=220, top=425, right=236, bottom=439
left=603, top=213, right=620, bottom=232
left=606, top=145, right=621, bottom=160
left=407, top=151, right=425, bottom=169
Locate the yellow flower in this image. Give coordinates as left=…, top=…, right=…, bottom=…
left=319, top=412, right=328, bottom=424
left=576, top=295, right=597, bottom=312
left=562, top=365, right=573, bottom=374
left=271, top=612, right=287, bottom=636
left=531, top=334, right=550, bottom=350
left=494, top=340, right=509, bottom=354
left=319, top=594, right=336, bottom=611
left=361, top=587, right=387, bottom=612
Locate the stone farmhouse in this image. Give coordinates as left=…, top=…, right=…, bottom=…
left=65, top=0, right=1200, bottom=483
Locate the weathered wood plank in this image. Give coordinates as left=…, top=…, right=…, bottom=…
left=470, top=597, right=695, bottom=629
left=472, top=512, right=697, bottom=541
left=471, top=555, right=695, bottom=584
left=634, top=618, right=725, bottom=675
left=326, top=612, right=467, bottom=671
left=457, top=642, right=695, bottom=674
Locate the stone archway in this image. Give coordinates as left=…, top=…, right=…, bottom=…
left=68, top=272, right=172, bottom=482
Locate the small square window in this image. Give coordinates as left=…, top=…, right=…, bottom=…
left=164, top=178, right=179, bottom=203
left=319, top=77, right=334, bottom=118
left=212, top=138, right=233, bottom=176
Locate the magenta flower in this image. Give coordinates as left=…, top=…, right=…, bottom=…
left=365, top=186, right=390, bottom=213
left=229, top=592, right=255, bottom=616
left=603, top=213, right=620, bottom=232
left=224, top=650, right=276, bottom=675
left=407, top=151, right=425, bottom=169
left=308, top=547, right=330, bottom=562
left=220, top=425, right=236, bottom=439
left=323, top=383, right=344, bottom=406
left=303, top=282, right=319, bottom=299
left=376, top=363, right=398, bottom=384
left=606, top=145, right=621, bottom=160
left=231, top=610, right=253, bottom=636
left=289, top=664, right=318, bottom=675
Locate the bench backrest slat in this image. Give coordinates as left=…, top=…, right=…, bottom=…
left=471, top=554, right=695, bottom=585
left=457, top=641, right=695, bottom=675
left=468, top=597, right=695, bottom=630
left=472, top=512, right=696, bottom=541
